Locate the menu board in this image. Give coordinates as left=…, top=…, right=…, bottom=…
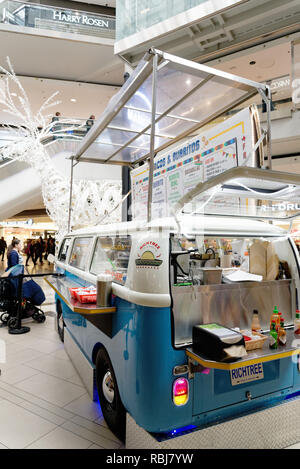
left=131, top=107, right=256, bottom=220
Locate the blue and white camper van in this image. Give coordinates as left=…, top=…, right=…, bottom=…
left=47, top=215, right=300, bottom=443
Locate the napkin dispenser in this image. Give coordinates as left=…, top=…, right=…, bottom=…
left=192, top=323, right=247, bottom=362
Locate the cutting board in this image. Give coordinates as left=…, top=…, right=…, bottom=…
left=249, top=240, right=267, bottom=279
left=266, top=243, right=279, bottom=280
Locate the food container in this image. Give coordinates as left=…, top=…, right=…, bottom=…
left=69, top=287, right=81, bottom=299
left=76, top=291, right=97, bottom=304
left=220, top=254, right=232, bottom=268
left=199, top=267, right=222, bottom=285
left=241, top=330, right=267, bottom=351
left=97, top=274, right=113, bottom=307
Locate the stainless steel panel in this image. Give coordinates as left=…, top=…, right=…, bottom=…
left=64, top=328, right=96, bottom=401
left=126, top=398, right=300, bottom=449
left=172, top=279, right=295, bottom=346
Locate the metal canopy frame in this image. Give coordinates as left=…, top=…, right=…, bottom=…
left=174, top=166, right=300, bottom=221
left=71, top=47, right=272, bottom=224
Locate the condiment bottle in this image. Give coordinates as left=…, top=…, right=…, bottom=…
left=294, top=311, right=300, bottom=335
left=278, top=317, right=287, bottom=346
left=251, top=309, right=261, bottom=332
left=269, top=321, right=278, bottom=349
left=270, top=306, right=280, bottom=332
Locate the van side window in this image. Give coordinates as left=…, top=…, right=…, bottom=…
left=69, top=237, right=92, bottom=271
left=58, top=238, right=71, bottom=262
left=90, top=236, right=131, bottom=285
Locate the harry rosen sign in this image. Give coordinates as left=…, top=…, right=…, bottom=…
left=52, top=10, right=112, bottom=29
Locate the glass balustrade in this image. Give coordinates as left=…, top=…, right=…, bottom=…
left=0, top=0, right=115, bottom=39
left=116, top=0, right=208, bottom=41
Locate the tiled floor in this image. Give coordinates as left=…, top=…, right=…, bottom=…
left=0, top=258, right=123, bottom=449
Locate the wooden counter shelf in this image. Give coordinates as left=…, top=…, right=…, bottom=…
left=45, top=276, right=116, bottom=315
left=186, top=329, right=300, bottom=371
left=45, top=275, right=116, bottom=338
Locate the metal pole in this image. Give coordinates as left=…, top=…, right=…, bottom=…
left=8, top=274, right=30, bottom=335
left=68, top=157, right=74, bottom=232
left=147, top=53, right=158, bottom=223
left=266, top=84, right=272, bottom=170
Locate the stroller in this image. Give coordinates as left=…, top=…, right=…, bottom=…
left=0, top=265, right=46, bottom=328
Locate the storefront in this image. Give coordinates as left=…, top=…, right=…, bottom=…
left=0, top=220, right=57, bottom=252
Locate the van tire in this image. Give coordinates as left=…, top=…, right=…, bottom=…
left=56, top=301, right=64, bottom=342
left=95, top=348, right=126, bottom=442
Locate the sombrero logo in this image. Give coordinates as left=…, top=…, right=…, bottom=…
left=135, top=241, right=163, bottom=268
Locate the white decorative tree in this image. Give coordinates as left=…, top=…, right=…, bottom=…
left=0, top=58, right=122, bottom=239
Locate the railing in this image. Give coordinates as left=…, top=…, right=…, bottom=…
left=0, top=118, right=94, bottom=167
left=0, top=0, right=115, bottom=39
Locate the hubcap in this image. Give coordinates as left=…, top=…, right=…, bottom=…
left=102, top=371, right=114, bottom=404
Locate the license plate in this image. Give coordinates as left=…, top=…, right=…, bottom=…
left=230, top=363, right=264, bottom=386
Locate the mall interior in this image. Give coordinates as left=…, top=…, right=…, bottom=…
left=1, top=0, right=300, bottom=451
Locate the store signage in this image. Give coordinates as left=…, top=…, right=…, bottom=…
left=0, top=219, right=33, bottom=227
left=52, top=10, right=111, bottom=29
left=11, top=5, right=115, bottom=32
left=131, top=107, right=254, bottom=220
left=230, top=363, right=264, bottom=386
left=261, top=203, right=300, bottom=212
left=270, top=77, right=290, bottom=90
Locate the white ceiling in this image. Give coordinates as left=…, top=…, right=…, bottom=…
left=0, top=74, right=120, bottom=124
left=0, top=26, right=124, bottom=85
left=212, top=41, right=292, bottom=100
left=213, top=42, right=291, bottom=83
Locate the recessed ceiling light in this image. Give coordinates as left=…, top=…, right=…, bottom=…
left=11, top=93, right=17, bottom=97
left=70, top=98, right=77, bottom=102
left=186, top=79, right=191, bottom=85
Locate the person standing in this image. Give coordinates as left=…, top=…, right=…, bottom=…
left=47, top=237, right=55, bottom=265
left=0, top=236, right=7, bottom=261
left=34, top=238, right=44, bottom=265
left=25, top=239, right=36, bottom=266
left=7, top=238, right=22, bottom=269
left=7, top=236, right=16, bottom=258
left=86, top=115, right=95, bottom=133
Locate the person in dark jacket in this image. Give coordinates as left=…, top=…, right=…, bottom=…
left=7, top=238, right=22, bottom=269
left=0, top=237, right=7, bottom=261
left=34, top=239, right=44, bottom=265
left=25, top=240, right=36, bottom=266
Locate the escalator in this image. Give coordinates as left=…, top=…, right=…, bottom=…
left=0, top=128, right=121, bottom=220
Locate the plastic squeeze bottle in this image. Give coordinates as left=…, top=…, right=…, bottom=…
left=278, top=317, right=287, bottom=346
left=270, top=306, right=280, bottom=331
left=251, top=309, right=261, bottom=332
left=269, top=321, right=278, bottom=349
left=294, top=311, right=300, bottom=335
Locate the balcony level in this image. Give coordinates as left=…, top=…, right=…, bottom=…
left=0, top=0, right=123, bottom=85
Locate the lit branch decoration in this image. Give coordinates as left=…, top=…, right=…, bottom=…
left=0, top=58, right=122, bottom=239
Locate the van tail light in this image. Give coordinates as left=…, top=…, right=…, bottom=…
left=173, top=378, right=189, bottom=406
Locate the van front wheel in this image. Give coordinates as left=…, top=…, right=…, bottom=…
left=56, top=301, right=64, bottom=342
left=95, top=348, right=126, bottom=442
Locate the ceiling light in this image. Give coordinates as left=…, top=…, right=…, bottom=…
left=70, top=98, right=77, bottom=102
left=11, top=92, right=17, bottom=97
left=186, top=79, right=191, bottom=85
